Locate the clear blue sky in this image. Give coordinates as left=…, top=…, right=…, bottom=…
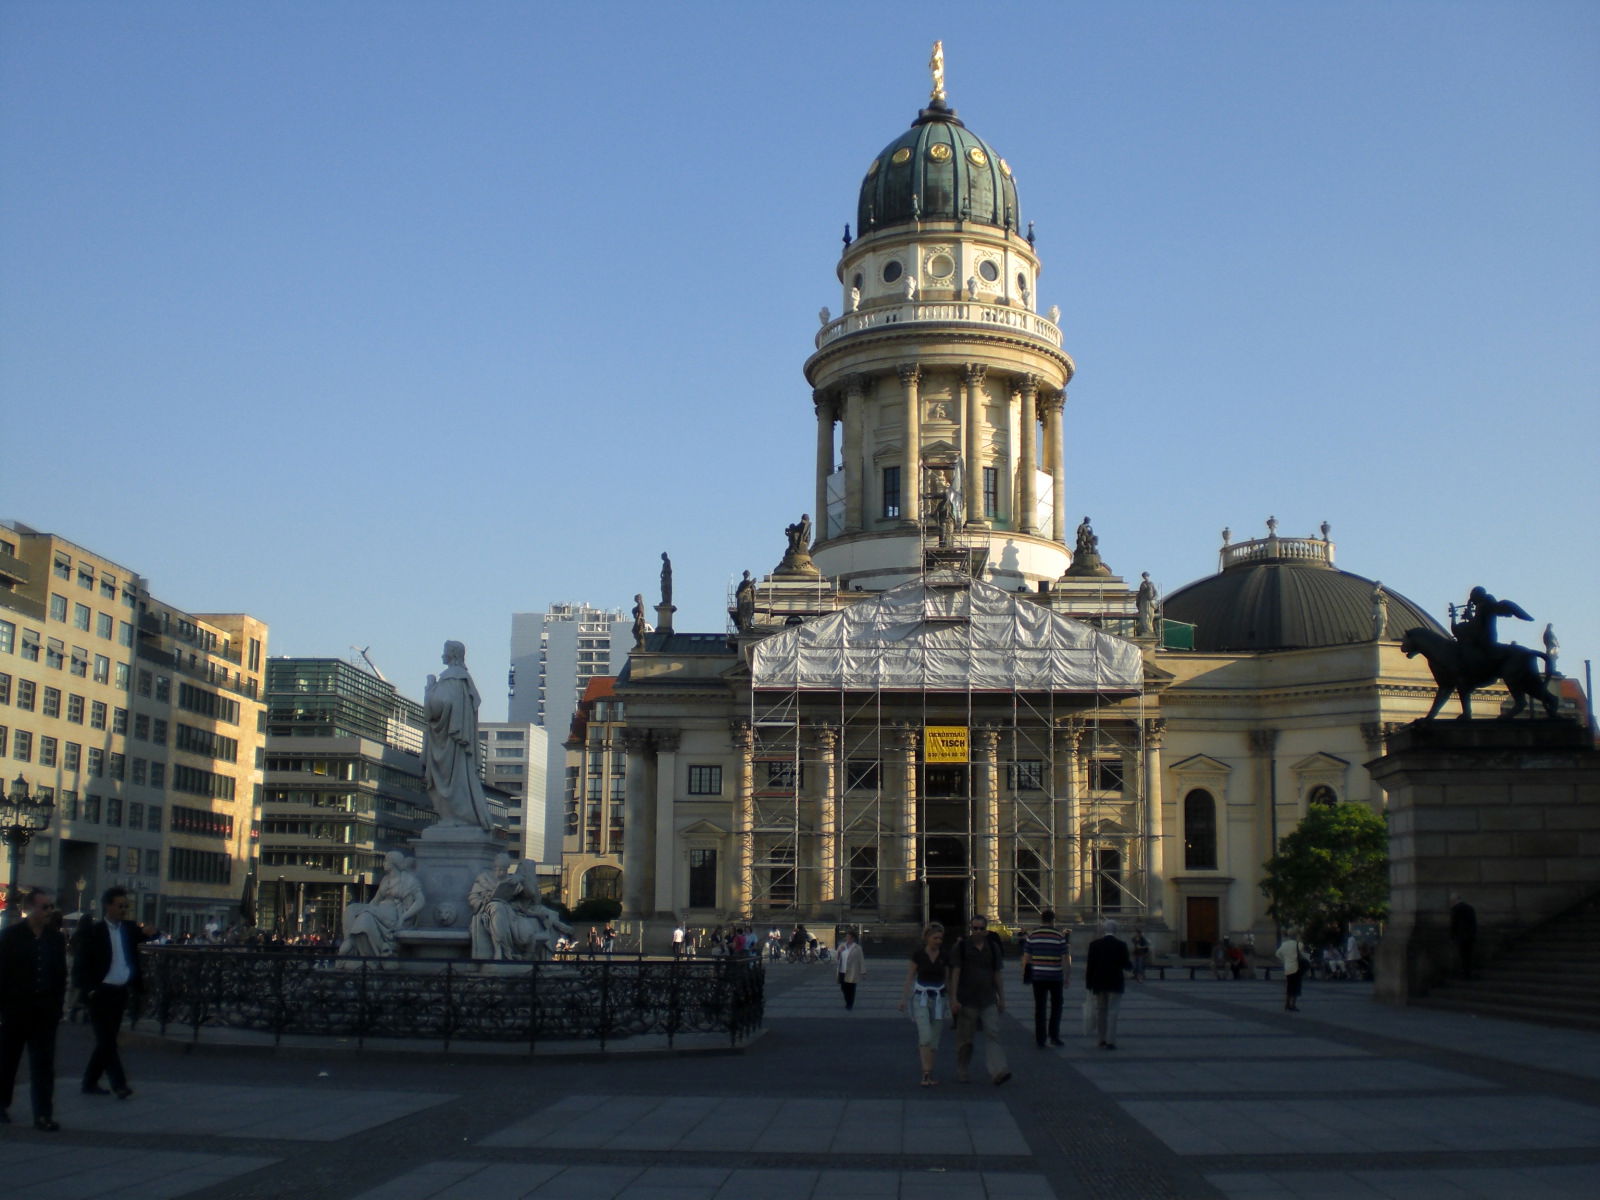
left=4, top=2, right=1596, bottom=719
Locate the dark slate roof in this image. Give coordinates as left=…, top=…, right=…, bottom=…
left=1163, top=560, right=1444, bottom=653
left=857, top=100, right=1020, bottom=234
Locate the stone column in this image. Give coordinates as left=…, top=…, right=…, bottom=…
left=1017, top=376, right=1038, bottom=534
left=732, top=720, right=755, bottom=920
left=898, top=364, right=922, bottom=526
left=964, top=364, right=988, bottom=526
left=1055, top=722, right=1084, bottom=916
left=621, top=729, right=655, bottom=919
left=813, top=391, right=836, bottom=541
left=894, top=722, right=920, bottom=914
left=1249, top=728, right=1279, bottom=937
left=1040, top=392, right=1066, bottom=544
left=843, top=375, right=867, bottom=532
left=816, top=726, right=841, bottom=906
left=976, top=728, right=1001, bottom=919
left=652, top=730, right=681, bottom=918
left=1143, top=719, right=1166, bottom=923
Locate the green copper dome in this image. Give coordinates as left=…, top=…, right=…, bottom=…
left=857, top=100, right=1020, bottom=234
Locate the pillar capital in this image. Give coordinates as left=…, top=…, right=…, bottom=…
left=1014, top=373, right=1040, bottom=399
left=621, top=729, right=653, bottom=755
left=730, top=719, right=754, bottom=752
left=654, top=730, right=681, bottom=754
left=813, top=725, right=840, bottom=752
left=842, top=372, right=868, bottom=396
left=1248, top=728, right=1279, bottom=754
left=1037, top=391, right=1065, bottom=417
left=897, top=363, right=922, bottom=387
left=963, top=362, right=988, bottom=386
left=1143, top=718, right=1167, bottom=749
left=813, top=390, right=838, bottom=418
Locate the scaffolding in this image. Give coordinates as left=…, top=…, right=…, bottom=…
left=740, top=480, right=1152, bottom=930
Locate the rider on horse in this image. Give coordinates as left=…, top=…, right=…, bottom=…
left=1452, top=586, right=1534, bottom=676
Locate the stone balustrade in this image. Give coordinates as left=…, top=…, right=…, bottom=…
left=816, top=299, right=1063, bottom=350
left=1221, top=535, right=1335, bottom=570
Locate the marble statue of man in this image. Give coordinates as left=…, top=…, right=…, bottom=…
left=484, top=860, right=572, bottom=961
left=468, top=852, right=513, bottom=959
left=1136, top=572, right=1158, bottom=637
left=423, top=641, right=494, bottom=829
left=1371, top=582, right=1389, bottom=641
left=339, top=850, right=425, bottom=958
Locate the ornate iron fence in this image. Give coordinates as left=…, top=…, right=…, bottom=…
left=140, top=948, right=764, bottom=1051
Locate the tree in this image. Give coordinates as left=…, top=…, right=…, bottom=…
left=1259, top=802, right=1389, bottom=947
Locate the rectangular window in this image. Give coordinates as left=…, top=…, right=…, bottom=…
left=96, top=612, right=113, bottom=639
left=135, top=713, right=149, bottom=740
left=16, top=680, right=34, bottom=711
left=687, top=765, right=722, bottom=795
left=128, top=801, right=144, bottom=830
left=61, top=791, right=78, bottom=821
left=115, top=662, right=129, bottom=690
left=137, top=670, right=152, bottom=698
left=151, top=718, right=167, bottom=744
left=0, top=726, right=7, bottom=756
left=109, top=753, right=125, bottom=780
left=132, top=758, right=146, bottom=785
left=882, top=466, right=901, bottom=519
left=69, top=647, right=87, bottom=676
left=849, top=845, right=880, bottom=908
left=149, top=762, right=165, bottom=788
left=74, top=603, right=91, bottom=631
left=1008, top=760, right=1044, bottom=791
left=765, top=761, right=800, bottom=789
left=50, top=594, right=67, bottom=621
left=148, top=804, right=163, bottom=831
left=64, top=742, right=80, bottom=771
left=983, top=466, right=999, bottom=518
left=101, top=577, right=116, bottom=599
left=67, top=694, right=83, bottom=723
left=146, top=850, right=159, bottom=876
left=42, top=686, right=60, bottom=718
left=0, top=672, right=8, bottom=704
left=107, top=796, right=123, bottom=826
left=0, top=620, right=13, bottom=654
left=845, top=760, right=880, bottom=790
left=84, top=795, right=101, bottom=822
left=125, top=847, right=140, bottom=875
left=90, top=701, right=107, bottom=730
left=20, top=630, right=40, bottom=661
left=39, top=736, right=57, bottom=767
left=155, top=675, right=169, bottom=702
left=93, top=654, right=110, bottom=683
left=53, top=556, right=69, bottom=580
left=688, top=848, right=718, bottom=908
left=118, top=621, right=133, bottom=647
left=46, top=641, right=64, bottom=670
left=88, top=747, right=104, bottom=776
left=104, top=845, right=119, bottom=873
left=77, top=567, right=94, bottom=590
left=13, top=730, right=32, bottom=761
left=113, top=707, right=128, bottom=734
left=1093, top=759, right=1126, bottom=792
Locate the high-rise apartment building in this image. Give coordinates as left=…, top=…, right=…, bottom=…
left=508, top=603, right=633, bottom=886
left=0, top=521, right=268, bottom=933
left=260, top=658, right=433, bottom=937
left=475, top=722, right=548, bottom=863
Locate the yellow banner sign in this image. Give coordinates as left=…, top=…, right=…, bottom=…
left=924, top=726, right=969, bottom=763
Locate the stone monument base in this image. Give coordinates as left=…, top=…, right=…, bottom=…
left=405, top=823, right=508, bottom=957
left=1368, top=719, right=1599, bottom=1005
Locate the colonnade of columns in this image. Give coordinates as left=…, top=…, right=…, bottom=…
left=811, top=365, right=1067, bottom=542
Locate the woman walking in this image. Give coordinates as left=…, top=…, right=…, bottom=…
left=897, top=922, right=951, bottom=1086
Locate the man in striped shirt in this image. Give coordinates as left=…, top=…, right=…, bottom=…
left=1021, top=911, right=1069, bottom=1048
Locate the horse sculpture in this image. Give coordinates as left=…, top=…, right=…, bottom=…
left=1400, top=626, right=1559, bottom=721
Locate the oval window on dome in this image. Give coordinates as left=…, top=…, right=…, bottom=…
left=978, top=260, right=999, bottom=283
left=882, top=260, right=903, bottom=284
left=891, top=148, right=911, bottom=165
left=928, top=143, right=952, bottom=163
left=927, top=253, right=955, bottom=280
left=967, top=146, right=988, bottom=166
left=867, top=158, right=880, bottom=177
left=999, top=158, right=1012, bottom=178
left=1017, top=272, right=1029, bottom=294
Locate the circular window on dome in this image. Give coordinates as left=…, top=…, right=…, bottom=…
left=999, top=158, right=1012, bottom=178
left=927, top=253, right=955, bottom=280
left=882, top=260, right=903, bottom=284
left=867, top=157, right=880, bottom=176
left=967, top=146, right=989, bottom=166
left=891, top=147, right=911, bottom=165
left=928, top=143, right=952, bottom=163
left=978, top=260, right=999, bottom=283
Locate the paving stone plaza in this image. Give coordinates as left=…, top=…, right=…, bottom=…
left=3, top=960, right=1599, bottom=1198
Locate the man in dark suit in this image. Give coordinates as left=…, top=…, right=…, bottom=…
left=0, top=888, right=68, bottom=1130
left=74, top=885, right=147, bottom=1099
left=1084, top=918, right=1132, bottom=1050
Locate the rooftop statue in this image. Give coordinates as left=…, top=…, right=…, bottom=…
left=732, top=570, right=757, bottom=632
left=1401, top=586, right=1558, bottom=720
left=929, top=39, right=946, bottom=103
left=660, top=552, right=673, bottom=609
left=1136, top=572, right=1158, bottom=637
left=423, top=641, right=494, bottom=829
left=775, top=514, right=820, bottom=578
left=632, top=593, right=647, bottom=648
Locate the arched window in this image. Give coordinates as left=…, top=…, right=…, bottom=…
left=1184, top=789, right=1218, bottom=870
left=1308, top=785, right=1338, bottom=807
left=581, top=865, right=622, bottom=901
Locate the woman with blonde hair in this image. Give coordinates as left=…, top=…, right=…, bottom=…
left=897, top=922, right=952, bottom=1086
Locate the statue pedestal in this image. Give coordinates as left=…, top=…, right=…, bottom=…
left=395, top=928, right=472, bottom=961
left=409, top=824, right=506, bottom=942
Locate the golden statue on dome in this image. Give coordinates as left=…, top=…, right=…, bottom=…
left=929, top=40, right=946, bottom=103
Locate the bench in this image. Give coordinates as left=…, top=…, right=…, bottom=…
left=1143, top=958, right=1278, bottom=981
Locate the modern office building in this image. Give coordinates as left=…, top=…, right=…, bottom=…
left=507, top=603, right=634, bottom=886
left=559, top=676, right=624, bottom=904
left=259, top=657, right=434, bottom=938
left=0, top=520, right=268, bottom=933
left=475, top=721, right=548, bottom=864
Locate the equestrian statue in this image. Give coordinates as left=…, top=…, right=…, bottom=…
left=1400, top=586, right=1559, bottom=721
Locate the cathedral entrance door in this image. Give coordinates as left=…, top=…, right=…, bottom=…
left=1185, top=896, right=1219, bottom=958
left=926, top=878, right=968, bottom=930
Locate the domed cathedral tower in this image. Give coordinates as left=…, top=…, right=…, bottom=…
left=804, top=48, right=1076, bottom=591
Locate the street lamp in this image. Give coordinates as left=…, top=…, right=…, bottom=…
left=1, top=774, right=55, bottom=928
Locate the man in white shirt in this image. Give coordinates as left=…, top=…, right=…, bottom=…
left=672, top=922, right=686, bottom=959
left=74, top=887, right=147, bottom=1099
left=836, top=930, right=866, bottom=1010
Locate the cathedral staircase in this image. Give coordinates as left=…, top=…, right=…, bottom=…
left=1415, top=895, right=1600, bottom=1031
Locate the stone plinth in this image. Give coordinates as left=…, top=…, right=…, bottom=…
left=406, top=823, right=505, bottom=955
left=1367, top=720, right=1600, bottom=1005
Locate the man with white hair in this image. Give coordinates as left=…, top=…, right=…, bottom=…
left=1084, top=919, right=1132, bottom=1050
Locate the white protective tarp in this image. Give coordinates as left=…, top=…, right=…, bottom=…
left=749, top=573, right=1144, bottom=693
